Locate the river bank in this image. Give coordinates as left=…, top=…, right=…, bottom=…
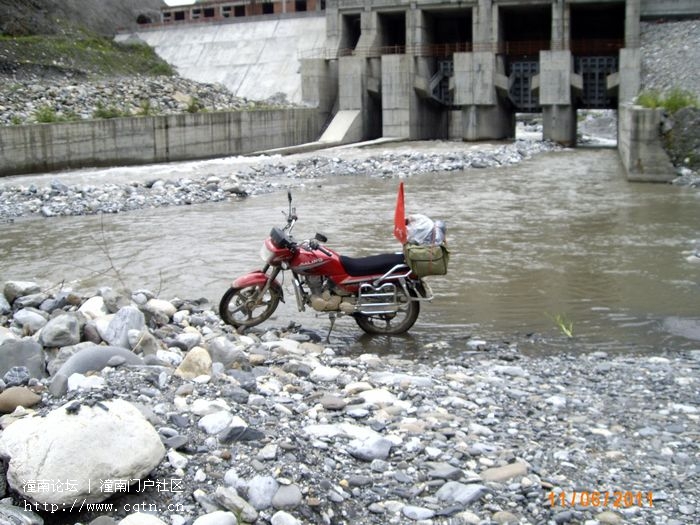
left=0, top=138, right=562, bottom=221
left=0, top=282, right=698, bottom=525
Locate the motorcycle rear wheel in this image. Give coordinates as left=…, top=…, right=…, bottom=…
left=354, top=291, right=420, bottom=335
left=219, top=285, right=281, bottom=328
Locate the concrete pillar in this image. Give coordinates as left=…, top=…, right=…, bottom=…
left=338, top=56, right=364, bottom=111
left=452, top=52, right=514, bottom=140
left=551, top=0, right=569, bottom=51
left=357, top=9, right=379, bottom=52
left=473, top=0, right=493, bottom=50
left=616, top=48, right=641, bottom=104
left=382, top=54, right=413, bottom=138
left=625, top=0, right=641, bottom=48
left=537, top=50, right=578, bottom=146
left=300, top=58, right=338, bottom=119
left=618, top=104, right=675, bottom=182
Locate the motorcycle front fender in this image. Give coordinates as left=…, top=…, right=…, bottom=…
left=231, top=271, right=285, bottom=301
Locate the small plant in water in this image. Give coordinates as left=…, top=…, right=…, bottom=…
left=547, top=312, right=574, bottom=338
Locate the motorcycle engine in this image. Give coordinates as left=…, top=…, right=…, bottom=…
left=305, top=276, right=353, bottom=313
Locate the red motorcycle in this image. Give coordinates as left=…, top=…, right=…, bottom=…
left=219, top=192, right=436, bottom=335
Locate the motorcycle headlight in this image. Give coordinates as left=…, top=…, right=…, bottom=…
left=260, top=242, right=275, bottom=264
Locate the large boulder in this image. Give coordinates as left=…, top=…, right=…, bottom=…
left=0, top=399, right=165, bottom=505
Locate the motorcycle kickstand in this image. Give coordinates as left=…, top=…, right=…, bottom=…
left=326, top=313, right=337, bottom=343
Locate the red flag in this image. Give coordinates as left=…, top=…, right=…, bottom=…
left=393, top=181, right=407, bottom=244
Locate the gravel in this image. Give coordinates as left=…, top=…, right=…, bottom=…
left=0, top=284, right=697, bottom=525
left=640, top=19, right=700, bottom=100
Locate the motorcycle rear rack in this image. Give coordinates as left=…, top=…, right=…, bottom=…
left=373, top=264, right=434, bottom=303
left=357, top=282, right=402, bottom=314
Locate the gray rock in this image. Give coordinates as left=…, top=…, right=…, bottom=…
left=3, top=366, right=31, bottom=386
left=0, top=294, right=10, bottom=315
left=13, top=293, right=48, bottom=309
left=208, top=336, right=247, bottom=368
left=214, top=485, right=258, bottom=522
left=272, top=484, right=303, bottom=510
left=3, top=281, right=41, bottom=304
left=428, top=462, right=464, bottom=480
left=0, top=339, right=46, bottom=379
left=49, top=344, right=143, bottom=396
left=102, top=306, right=145, bottom=349
left=347, top=435, right=393, bottom=461
left=435, top=482, right=489, bottom=506
left=246, top=475, right=279, bottom=510
left=39, top=313, right=81, bottom=347
left=130, top=328, right=161, bottom=356
left=402, top=505, right=435, bottom=520
left=12, top=308, right=47, bottom=334
left=0, top=503, right=44, bottom=524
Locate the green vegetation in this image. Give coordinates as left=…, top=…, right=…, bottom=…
left=33, top=105, right=79, bottom=123
left=93, top=103, right=130, bottom=119
left=136, top=99, right=157, bottom=117
left=0, top=31, right=174, bottom=77
left=637, top=87, right=699, bottom=114
left=548, top=312, right=574, bottom=338
left=186, top=97, right=202, bottom=114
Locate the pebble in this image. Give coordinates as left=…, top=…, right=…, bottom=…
left=0, top=275, right=696, bottom=525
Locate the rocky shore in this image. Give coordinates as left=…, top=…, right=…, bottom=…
left=0, top=138, right=561, bottom=221
left=0, top=281, right=698, bottom=525
left=0, top=74, right=294, bottom=127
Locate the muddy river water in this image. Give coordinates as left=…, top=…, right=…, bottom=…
left=1, top=146, right=699, bottom=356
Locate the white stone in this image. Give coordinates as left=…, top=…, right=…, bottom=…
left=119, top=514, right=168, bottom=525
left=192, top=511, right=238, bottom=525
left=198, top=410, right=233, bottom=434
left=0, top=399, right=165, bottom=505
left=67, top=373, right=106, bottom=391
left=310, top=365, right=341, bottom=382
left=167, top=449, right=189, bottom=469
left=78, top=296, right=109, bottom=320
left=190, top=398, right=231, bottom=416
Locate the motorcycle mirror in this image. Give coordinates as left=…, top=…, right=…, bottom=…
left=315, top=233, right=328, bottom=243
left=287, top=191, right=292, bottom=203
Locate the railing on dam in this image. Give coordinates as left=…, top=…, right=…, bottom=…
left=300, top=39, right=625, bottom=60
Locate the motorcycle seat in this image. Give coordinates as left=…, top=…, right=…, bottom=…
left=340, top=253, right=406, bottom=277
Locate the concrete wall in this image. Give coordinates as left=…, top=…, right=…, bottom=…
left=640, top=0, right=700, bottom=18
left=125, top=14, right=327, bottom=104
left=618, top=104, right=675, bottom=182
left=0, top=109, right=321, bottom=177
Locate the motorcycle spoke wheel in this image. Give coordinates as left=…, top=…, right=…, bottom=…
left=219, top=285, right=280, bottom=328
left=354, top=290, right=420, bottom=335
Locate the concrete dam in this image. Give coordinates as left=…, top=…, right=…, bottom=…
left=128, top=0, right=699, bottom=151
left=130, top=14, right=327, bottom=105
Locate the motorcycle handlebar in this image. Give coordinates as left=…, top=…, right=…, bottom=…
left=306, top=240, right=333, bottom=257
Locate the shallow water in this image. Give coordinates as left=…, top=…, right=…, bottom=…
left=1, top=146, right=698, bottom=356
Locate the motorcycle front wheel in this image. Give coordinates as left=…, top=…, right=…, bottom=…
left=354, top=290, right=420, bottom=335
left=219, top=285, right=281, bottom=328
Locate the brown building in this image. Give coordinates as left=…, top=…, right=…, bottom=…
left=157, top=0, right=325, bottom=25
